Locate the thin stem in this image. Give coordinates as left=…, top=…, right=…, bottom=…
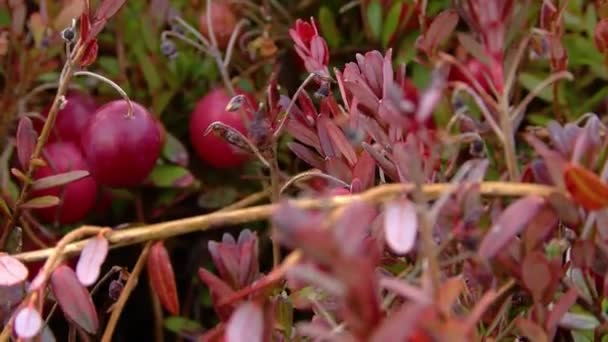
left=223, top=19, right=249, bottom=67
left=504, top=35, right=531, bottom=100
left=452, top=82, right=505, bottom=143
left=273, top=73, right=317, bottom=140
left=73, top=71, right=133, bottom=118
left=269, top=147, right=281, bottom=267
left=162, top=30, right=212, bottom=55
left=280, top=170, right=350, bottom=195
left=101, top=241, right=153, bottom=342
left=170, top=16, right=235, bottom=96
left=13, top=182, right=558, bottom=263
left=499, top=95, right=520, bottom=181
left=0, top=40, right=87, bottom=250
left=511, top=71, right=573, bottom=126
left=205, top=0, right=219, bottom=51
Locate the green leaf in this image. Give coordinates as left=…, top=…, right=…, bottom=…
left=97, top=57, right=120, bottom=77
left=148, top=164, right=196, bottom=188
left=140, top=15, right=159, bottom=54
left=366, top=0, right=383, bottom=41
left=197, top=187, right=238, bottom=209
left=318, top=6, right=341, bottom=48
left=382, top=2, right=402, bottom=48
left=134, top=48, right=162, bottom=93
left=0, top=8, right=10, bottom=27
left=164, top=316, right=202, bottom=335
left=0, top=196, right=10, bottom=218
left=31, top=170, right=90, bottom=191
left=518, top=73, right=553, bottom=102
left=162, top=133, right=189, bottom=167
left=22, top=195, right=60, bottom=209
left=152, top=91, right=175, bottom=118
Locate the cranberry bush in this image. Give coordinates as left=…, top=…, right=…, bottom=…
left=3, top=0, right=608, bottom=341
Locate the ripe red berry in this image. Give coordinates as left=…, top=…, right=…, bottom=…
left=34, top=90, right=98, bottom=144
left=198, top=2, right=237, bottom=49
left=31, top=142, right=98, bottom=224
left=81, top=100, right=162, bottom=188
left=189, top=87, right=253, bottom=169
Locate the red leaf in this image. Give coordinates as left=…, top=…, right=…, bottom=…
left=225, top=302, right=264, bottom=342
left=384, top=200, right=418, bottom=255
left=79, top=39, right=99, bottom=67
left=147, top=241, right=180, bottom=315
left=14, top=306, right=42, bottom=339
left=0, top=254, right=28, bottom=286
left=288, top=142, right=324, bottom=170
left=16, top=116, right=37, bottom=169
left=50, top=265, right=99, bottom=334
left=79, top=12, right=91, bottom=42
left=564, top=163, right=608, bottom=210
left=352, top=150, right=376, bottom=191
left=76, top=234, right=109, bottom=286
left=545, top=287, right=578, bottom=339
left=198, top=267, right=237, bottom=321
left=478, top=195, right=546, bottom=259
left=90, top=0, right=127, bottom=37
left=418, top=9, right=459, bottom=56
left=522, top=251, right=552, bottom=303
left=322, top=118, right=357, bottom=166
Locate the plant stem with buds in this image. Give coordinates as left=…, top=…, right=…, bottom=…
left=0, top=42, right=87, bottom=250
left=14, top=182, right=558, bottom=263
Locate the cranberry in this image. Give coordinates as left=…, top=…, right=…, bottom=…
left=81, top=100, right=162, bottom=187
left=189, top=87, right=253, bottom=169
left=34, top=90, right=98, bottom=144
left=30, top=142, right=98, bottom=224
left=198, top=2, right=237, bottom=49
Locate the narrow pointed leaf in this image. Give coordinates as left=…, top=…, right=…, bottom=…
left=162, top=132, right=190, bottom=167
left=0, top=254, right=28, bottom=286
left=22, top=195, right=60, bottom=209
left=14, top=306, right=43, bottom=339
left=31, top=170, right=90, bottom=191
left=225, top=302, right=264, bottom=342
left=16, top=116, right=37, bottom=170
left=148, top=164, right=195, bottom=188
left=384, top=200, right=418, bottom=255
left=76, top=234, right=109, bottom=286
left=522, top=251, right=552, bottom=303
left=546, top=287, right=578, bottom=338
left=322, top=118, right=358, bottom=166
left=564, top=163, right=608, bottom=210
left=288, top=142, right=325, bottom=170
left=50, top=265, right=99, bottom=334
left=478, top=196, right=545, bottom=259
left=147, top=241, right=180, bottom=315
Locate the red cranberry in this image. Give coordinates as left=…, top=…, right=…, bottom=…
left=198, top=2, right=237, bottom=49
left=31, top=142, right=98, bottom=224
left=34, top=90, right=98, bottom=144
left=81, top=100, right=162, bottom=187
left=189, top=87, right=253, bottom=169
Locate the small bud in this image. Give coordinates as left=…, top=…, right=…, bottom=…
left=61, top=27, right=75, bottom=43
left=108, top=280, right=123, bottom=301
left=469, top=139, right=485, bottom=158
left=313, top=82, right=330, bottom=99
left=225, top=95, right=245, bottom=111
left=595, top=19, right=608, bottom=54
left=160, top=39, right=177, bottom=58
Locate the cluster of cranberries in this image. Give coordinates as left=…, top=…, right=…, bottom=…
left=30, top=91, right=163, bottom=225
